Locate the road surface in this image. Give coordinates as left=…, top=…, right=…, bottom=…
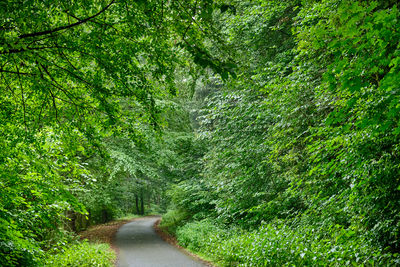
left=115, top=216, right=207, bottom=267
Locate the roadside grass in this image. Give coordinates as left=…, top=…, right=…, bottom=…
left=44, top=215, right=141, bottom=266
left=45, top=242, right=115, bottom=267
left=157, top=210, right=215, bottom=266
left=161, top=210, right=400, bottom=267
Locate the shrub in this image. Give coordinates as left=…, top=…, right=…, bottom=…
left=174, top=218, right=400, bottom=266
left=0, top=238, right=41, bottom=267
left=160, top=209, right=190, bottom=234
left=176, top=219, right=227, bottom=252
left=45, top=241, right=115, bottom=267
left=0, top=219, right=46, bottom=267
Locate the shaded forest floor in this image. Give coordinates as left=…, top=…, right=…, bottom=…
left=79, top=216, right=141, bottom=254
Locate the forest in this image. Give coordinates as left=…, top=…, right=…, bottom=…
left=1, top=0, right=400, bottom=266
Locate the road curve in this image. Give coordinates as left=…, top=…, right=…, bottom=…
left=115, top=216, right=207, bottom=267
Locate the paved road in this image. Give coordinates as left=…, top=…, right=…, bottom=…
left=115, top=216, right=207, bottom=267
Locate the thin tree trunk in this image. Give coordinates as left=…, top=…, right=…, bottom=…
left=135, top=194, right=139, bottom=214
left=140, top=189, right=144, bottom=215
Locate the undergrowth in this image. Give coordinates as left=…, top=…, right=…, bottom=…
left=163, top=210, right=400, bottom=266
left=159, top=209, right=190, bottom=234
left=45, top=241, right=115, bottom=267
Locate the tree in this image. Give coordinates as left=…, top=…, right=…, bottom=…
left=167, top=0, right=400, bottom=264
left=0, top=1, right=229, bottom=265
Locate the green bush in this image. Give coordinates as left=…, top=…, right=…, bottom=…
left=174, top=219, right=400, bottom=266
left=176, top=219, right=227, bottom=252
left=0, top=219, right=46, bottom=267
left=160, top=209, right=190, bottom=234
left=0, top=237, right=41, bottom=267
left=45, top=242, right=115, bottom=267
left=213, top=224, right=394, bottom=266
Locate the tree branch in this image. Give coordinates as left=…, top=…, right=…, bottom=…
left=0, top=46, right=59, bottom=55
left=36, top=94, right=49, bottom=130
left=40, top=63, right=80, bottom=106
left=1, top=72, right=15, bottom=96
left=14, top=58, right=28, bottom=130
left=36, top=53, right=93, bottom=89
left=57, top=49, right=79, bottom=70
left=0, top=68, right=35, bottom=75
left=37, top=64, right=59, bottom=123
left=19, top=0, right=115, bottom=39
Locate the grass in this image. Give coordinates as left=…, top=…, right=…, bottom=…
left=44, top=215, right=142, bottom=267
left=45, top=242, right=115, bottom=267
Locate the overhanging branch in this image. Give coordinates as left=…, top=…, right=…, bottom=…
left=0, top=68, right=35, bottom=75
left=19, top=0, right=115, bottom=39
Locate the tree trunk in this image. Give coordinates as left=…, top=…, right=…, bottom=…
left=135, top=194, right=140, bottom=214
left=69, top=211, right=77, bottom=232
left=101, top=208, right=109, bottom=223
left=140, top=189, right=145, bottom=215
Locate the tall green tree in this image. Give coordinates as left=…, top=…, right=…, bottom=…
left=167, top=0, right=400, bottom=265
left=0, top=1, right=229, bottom=265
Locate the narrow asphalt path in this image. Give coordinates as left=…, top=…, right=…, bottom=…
left=115, top=216, right=207, bottom=267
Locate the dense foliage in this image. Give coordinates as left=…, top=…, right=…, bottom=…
left=0, top=0, right=220, bottom=265
left=162, top=0, right=400, bottom=266
left=2, top=0, right=400, bottom=266
left=45, top=242, right=115, bottom=267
